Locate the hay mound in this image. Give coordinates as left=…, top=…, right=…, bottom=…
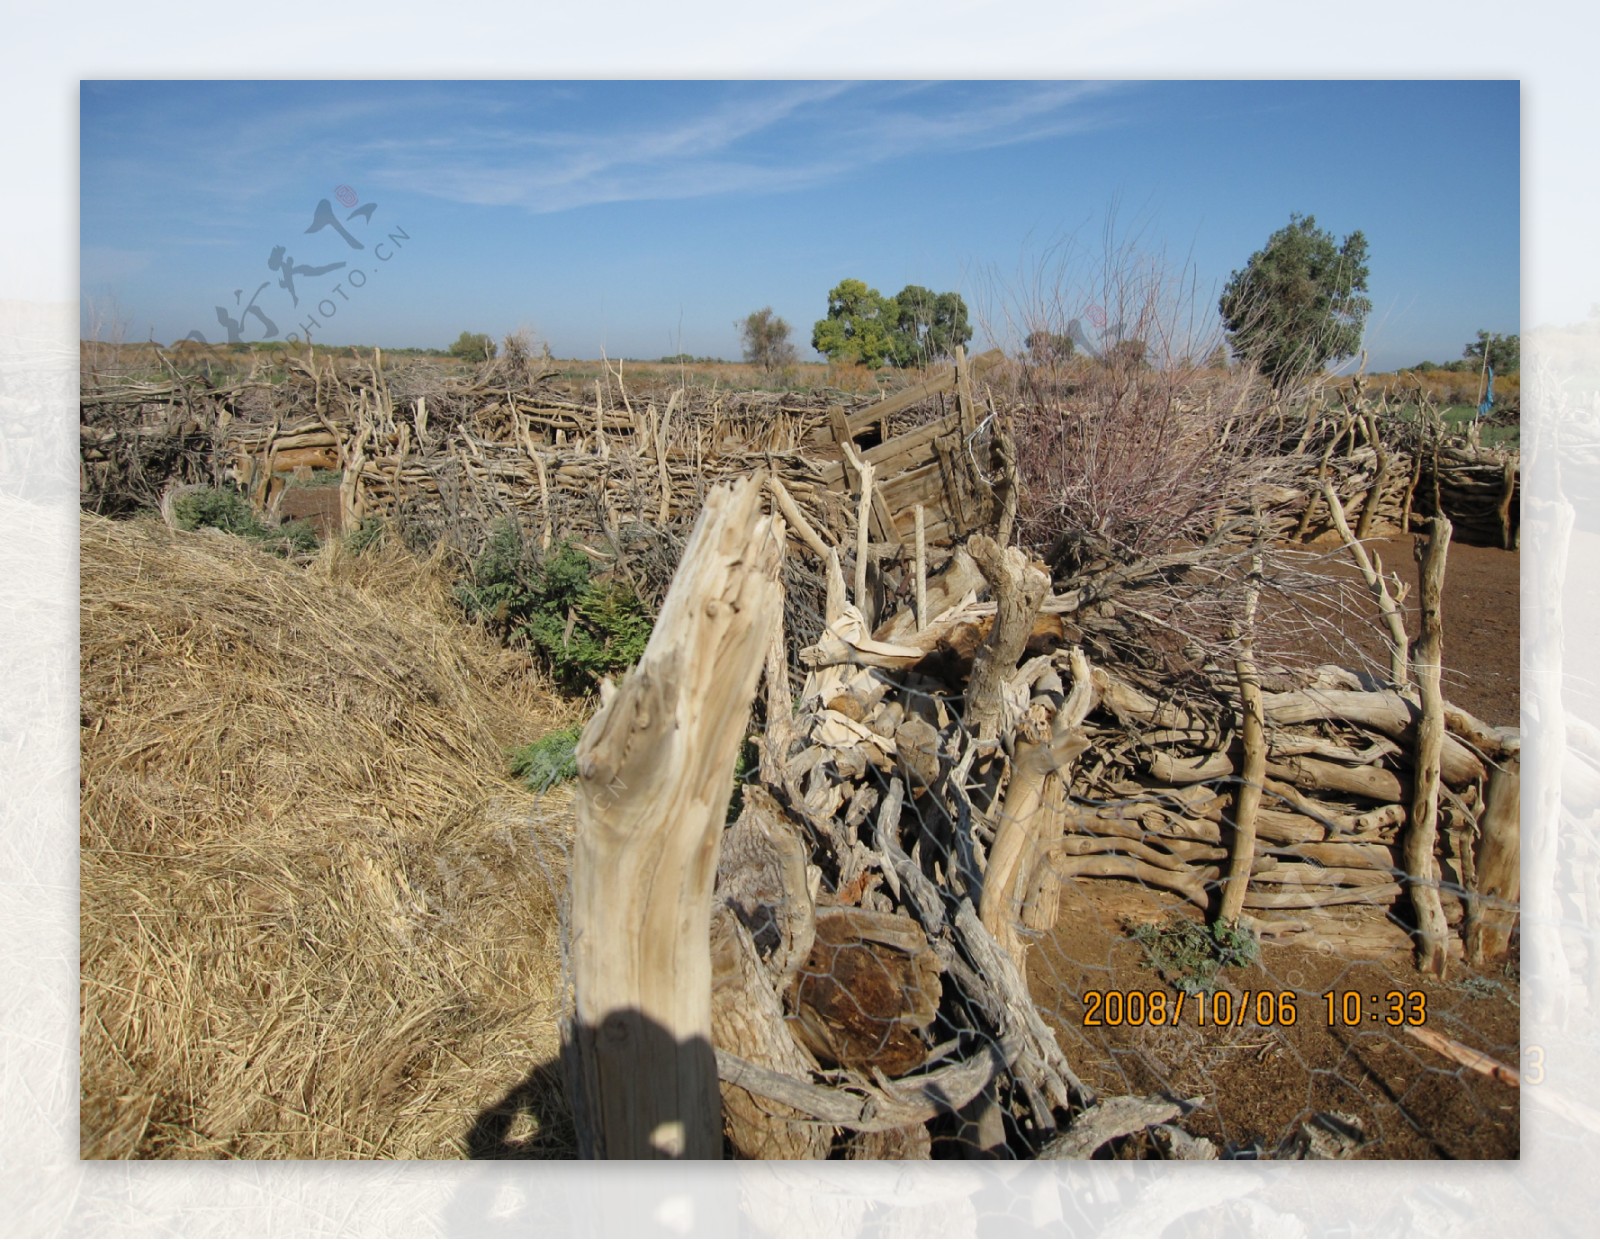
left=80, top=515, right=580, bottom=1158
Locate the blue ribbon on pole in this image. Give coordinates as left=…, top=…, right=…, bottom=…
left=1478, top=364, right=1495, bottom=419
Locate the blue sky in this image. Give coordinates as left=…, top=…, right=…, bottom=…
left=80, top=80, right=1519, bottom=372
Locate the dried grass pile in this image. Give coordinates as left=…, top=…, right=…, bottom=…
left=80, top=514, right=580, bottom=1158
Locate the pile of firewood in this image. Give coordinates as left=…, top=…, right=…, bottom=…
left=680, top=483, right=1520, bottom=1157
left=1420, top=442, right=1520, bottom=549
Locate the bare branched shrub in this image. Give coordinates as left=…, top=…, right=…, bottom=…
left=985, top=232, right=1277, bottom=576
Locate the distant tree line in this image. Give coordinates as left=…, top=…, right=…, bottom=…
left=811, top=279, right=973, bottom=369
left=1406, top=330, right=1519, bottom=375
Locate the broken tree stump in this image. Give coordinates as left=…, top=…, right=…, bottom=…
left=567, top=477, right=785, bottom=1158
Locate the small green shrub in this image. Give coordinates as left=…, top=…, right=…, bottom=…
left=454, top=524, right=654, bottom=690
left=261, top=518, right=320, bottom=556
left=454, top=520, right=532, bottom=634
left=509, top=724, right=584, bottom=792
left=171, top=487, right=319, bottom=558
left=172, top=487, right=268, bottom=539
left=1131, top=915, right=1259, bottom=995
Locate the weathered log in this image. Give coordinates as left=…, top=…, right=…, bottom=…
left=1405, top=516, right=1452, bottom=976
left=717, top=786, right=816, bottom=987
left=952, top=900, right=1084, bottom=1112
left=712, top=1037, right=1012, bottom=1133
left=964, top=535, right=1050, bottom=741
left=1465, top=756, right=1520, bottom=965
left=568, top=477, right=785, bottom=1159
left=1266, top=754, right=1406, bottom=803
left=1040, top=1094, right=1201, bottom=1159
left=1262, top=688, right=1484, bottom=786
left=709, top=906, right=832, bottom=1158
left=786, top=906, right=942, bottom=1078
left=1242, top=883, right=1402, bottom=910
left=871, top=779, right=946, bottom=934
left=1046, top=852, right=1213, bottom=909
left=1218, top=553, right=1264, bottom=926
left=875, top=545, right=985, bottom=644
left=981, top=648, right=1094, bottom=973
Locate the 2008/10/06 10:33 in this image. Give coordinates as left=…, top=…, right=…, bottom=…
left=1079, top=989, right=1429, bottom=1027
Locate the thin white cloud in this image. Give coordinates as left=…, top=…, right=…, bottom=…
left=80, top=81, right=1138, bottom=237
left=358, top=81, right=1131, bottom=214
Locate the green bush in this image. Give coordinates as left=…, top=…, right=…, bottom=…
left=454, top=523, right=654, bottom=690
left=1131, top=915, right=1259, bottom=995
left=509, top=724, right=584, bottom=792
left=172, top=486, right=268, bottom=539
left=171, top=487, right=319, bottom=558
left=259, top=518, right=320, bottom=557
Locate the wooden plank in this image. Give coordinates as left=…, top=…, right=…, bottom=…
left=844, top=347, right=1006, bottom=436
left=870, top=486, right=900, bottom=548
left=955, top=345, right=978, bottom=437
left=827, top=404, right=853, bottom=448
left=878, top=460, right=943, bottom=495
left=845, top=368, right=957, bottom=435
left=858, top=410, right=963, bottom=469
left=935, top=436, right=972, bottom=531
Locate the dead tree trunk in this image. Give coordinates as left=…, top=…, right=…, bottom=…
left=1465, top=756, right=1521, bottom=965
left=1404, top=516, right=1452, bottom=976
left=1217, top=554, right=1264, bottom=926
left=567, top=477, right=785, bottom=1158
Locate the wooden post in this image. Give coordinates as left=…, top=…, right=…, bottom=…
left=982, top=649, right=1094, bottom=976
left=1217, top=554, right=1264, bottom=927
left=568, top=478, right=785, bottom=1158
left=841, top=439, right=875, bottom=621
left=1405, top=515, right=1452, bottom=977
left=1465, top=757, right=1520, bottom=965
left=1498, top=455, right=1518, bottom=550
left=913, top=504, right=928, bottom=631
left=1355, top=411, right=1391, bottom=540
left=954, top=345, right=978, bottom=437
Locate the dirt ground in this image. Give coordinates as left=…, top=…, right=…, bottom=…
left=1260, top=534, right=1519, bottom=729
left=1030, top=534, right=1521, bottom=1159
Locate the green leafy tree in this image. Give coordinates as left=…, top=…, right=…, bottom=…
left=815, top=280, right=973, bottom=368
left=1025, top=329, right=1076, bottom=364
left=928, top=290, right=972, bottom=363
left=1464, top=330, right=1519, bottom=374
left=812, top=279, right=896, bottom=368
left=890, top=284, right=938, bottom=367
left=887, top=285, right=974, bottom=367
left=1218, top=213, right=1371, bottom=392
left=737, top=306, right=798, bottom=374
left=448, top=330, right=497, bottom=362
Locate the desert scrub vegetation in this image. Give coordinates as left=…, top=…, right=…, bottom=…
left=454, top=520, right=654, bottom=690
left=509, top=723, right=583, bottom=792
left=1130, top=915, right=1260, bottom=996
left=167, top=484, right=320, bottom=557
left=992, top=239, right=1279, bottom=575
